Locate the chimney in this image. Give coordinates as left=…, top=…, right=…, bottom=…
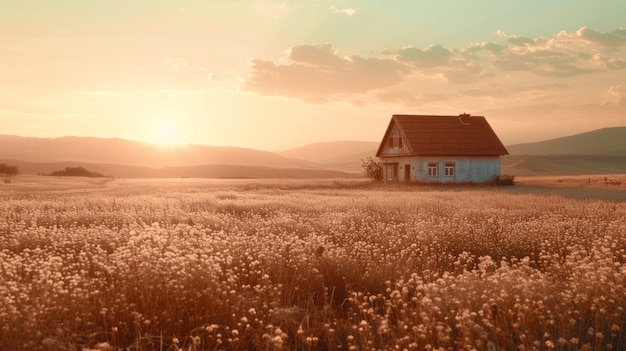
left=458, top=113, right=471, bottom=125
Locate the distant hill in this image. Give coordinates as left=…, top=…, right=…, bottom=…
left=277, top=141, right=379, bottom=173
left=278, top=141, right=379, bottom=163
left=501, top=155, right=626, bottom=176
left=506, top=127, right=626, bottom=155
left=3, top=126, right=626, bottom=178
left=0, top=135, right=324, bottom=169
left=0, top=159, right=356, bottom=179
left=0, top=135, right=362, bottom=178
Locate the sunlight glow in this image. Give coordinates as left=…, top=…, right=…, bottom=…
left=151, top=119, right=186, bottom=146
left=158, top=124, right=175, bottom=144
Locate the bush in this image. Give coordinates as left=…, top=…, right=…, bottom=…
left=49, top=166, right=105, bottom=178
left=0, top=163, right=19, bottom=183
left=361, top=156, right=383, bottom=182
left=495, top=174, right=515, bottom=185
left=0, top=163, right=19, bottom=176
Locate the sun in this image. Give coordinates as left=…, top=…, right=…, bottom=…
left=158, top=124, right=174, bottom=143
left=155, top=123, right=180, bottom=145
left=142, top=110, right=190, bottom=146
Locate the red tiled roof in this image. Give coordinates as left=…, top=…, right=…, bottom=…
left=376, top=114, right=509, bottom=157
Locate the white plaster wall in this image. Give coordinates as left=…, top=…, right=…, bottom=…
left=384, top=156, right=501, bottom=183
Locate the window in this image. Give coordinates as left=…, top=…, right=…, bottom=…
left=388, top=137, right=394, bottom=147
left=398, top=137, right=403, bottom=148
left=445, top=162, right=455, bottom=177
left=427, top=162, right=438, bottom=177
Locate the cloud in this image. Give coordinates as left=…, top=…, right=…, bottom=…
left=165, top=57, right=189, bottom=70
left=80, top=88, right=212, bottom=97
left=591, top=54, right=626, bottom=69
left=244, top=44, right=409, bottom=102
left=375, top=90, right=447, bottom=107
left=491, top=48, right=590, bottom=77
left=486, top=34, right=588, bottom=76
left=396, top=44, right=452, bottom=68
left=464, top=26, right=626, bottom=77
left=287, top=44, right=345, bottom=67
left=577, top=27, right=626, bottom=47
left=466, top=42, right=507, bottom=54
left=440, top=60, right=483, bottom=83
left=242, top=26, right=626, bottom=106
left=164, top=58, right=219, bottom=86
left=330, top=6, right=357, bottom=16
left=606, top=85, right=626, bottom=105
left=507, top=35, right=535, bottom=47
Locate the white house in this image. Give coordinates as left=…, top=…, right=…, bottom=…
left=376, top=114, right=509, bottom=183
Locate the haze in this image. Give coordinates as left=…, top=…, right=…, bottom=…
left=1, top=1, right=625, bottom=150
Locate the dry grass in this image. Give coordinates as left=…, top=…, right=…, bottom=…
left=516, top=174, right=626, bottom=189
left=1, top=175, right=625, bottom=350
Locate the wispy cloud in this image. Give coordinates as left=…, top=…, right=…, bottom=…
left=330, top=6, right=357, bottom=17
left=577, top=27, right=626, bottom=47
left=606, top=85, right=626, bottom=105
left=591, top=54, right=626, bottom=69
left=244, top=44, right=409, bottom=103
left=466, top=26, right=626, bottom=77
left=80, top=88, right=213, bottom=97
left=166, top=58, right=217, bottom=86
left=374, top=90, right=448, bottom=107
left=287, top=44, right=345, bottom=67
left=396, top=44, right=452, bottom=69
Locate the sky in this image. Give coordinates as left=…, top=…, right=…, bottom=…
left=1, top=1, right=625, bottom=150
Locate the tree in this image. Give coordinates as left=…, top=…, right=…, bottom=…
left=0, top=163, right=19, bottom=183
left=361, top=157, right=383, bottom=182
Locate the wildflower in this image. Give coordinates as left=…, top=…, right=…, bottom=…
left=94, top=342, right=112, bottom=351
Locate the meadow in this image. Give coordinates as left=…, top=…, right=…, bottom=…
left=1, top=175, right=625, bottom=351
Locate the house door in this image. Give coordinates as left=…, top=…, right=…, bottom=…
left=385, top=163, right=398, bottom=181
left=404, top=165, right=411, bottom=182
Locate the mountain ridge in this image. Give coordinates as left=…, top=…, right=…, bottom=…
left=0, top=134, right=323, bottom=169
left=505, top=127, right=626, bottom=155
left=2, top=126, right=626, bottom=177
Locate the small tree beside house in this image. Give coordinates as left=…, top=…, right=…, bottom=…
left=361, top=156, right=383, bottom=182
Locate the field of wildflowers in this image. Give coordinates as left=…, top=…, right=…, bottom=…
left=1, top=176, right=625, bottom=350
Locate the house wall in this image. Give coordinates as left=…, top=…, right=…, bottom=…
left=381, top=156, right=501, bottom=183
left=378, top=123, right=411, bottom=157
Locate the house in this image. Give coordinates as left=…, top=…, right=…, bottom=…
left=375, top=114, right=509, bottom=183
